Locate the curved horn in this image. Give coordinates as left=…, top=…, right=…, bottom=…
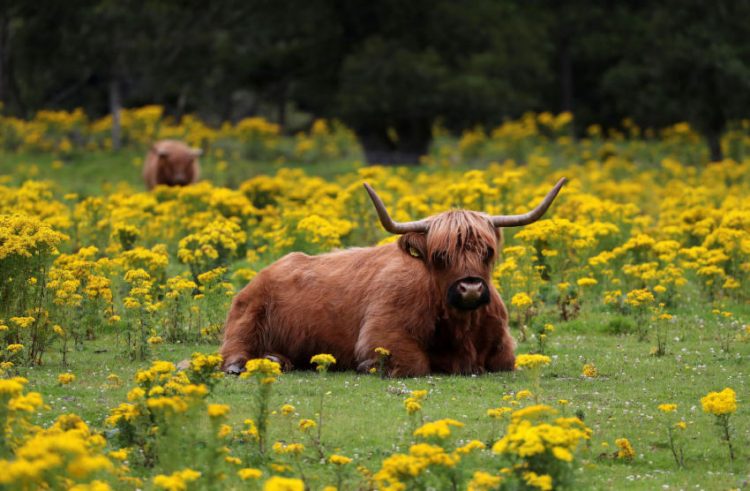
left=363, top=183, right=429, bottom=234
left=491, top=177, right=568, bottom=228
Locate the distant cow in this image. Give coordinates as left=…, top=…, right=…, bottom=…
left=143, top=140, right=201, bottom=190
left=221, top=178, right=567, bottom=376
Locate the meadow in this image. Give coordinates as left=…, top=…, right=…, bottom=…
left=0, top=108, right=748, bottom=490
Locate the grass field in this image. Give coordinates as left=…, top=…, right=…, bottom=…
left=22, top=312, right=749, bottom=490
left=1, top=123, right=749, bottom=490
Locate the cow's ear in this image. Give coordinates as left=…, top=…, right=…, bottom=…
left=397, top=232, right=427, bottom=261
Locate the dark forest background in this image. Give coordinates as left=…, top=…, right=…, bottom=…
left=2, top=0, right=750, bottom=160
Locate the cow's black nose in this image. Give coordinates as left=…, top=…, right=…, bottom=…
left=457, top=278, right=484, bottom=301
left=448, top=277, right=490, bottom=310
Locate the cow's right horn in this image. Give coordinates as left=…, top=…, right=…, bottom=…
left=364, top=183, right=429, bottom=234
left=490, top=177, right=567, bottom=228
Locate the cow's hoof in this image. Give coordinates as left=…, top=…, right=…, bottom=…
left=356, top=359, right=376, bottom=373
left=224, top=363, right=246, bottom=375
left=264, top=353, right=293, bottom=371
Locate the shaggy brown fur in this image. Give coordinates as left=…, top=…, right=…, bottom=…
left=220, top=208, right=516, bottom=377
left=142, top=140, right=201, bottom=190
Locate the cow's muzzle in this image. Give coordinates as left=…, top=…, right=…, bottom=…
left=447, top=277, right=490, bottom=310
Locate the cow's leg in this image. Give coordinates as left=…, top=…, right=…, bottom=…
left=355, top=323, right=430, bottom=377
left=220, top=287, right=266, bottom=375
left=484, top=329, right=516, bottom=372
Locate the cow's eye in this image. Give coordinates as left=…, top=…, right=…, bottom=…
left=408, top=246, right=422, bottom=258
left=484, top=248, right=494, bottom=262
left=432, top=252, right=448, bottom=269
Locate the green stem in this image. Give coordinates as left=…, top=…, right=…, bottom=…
left=721, top=416, right=734, bottom=463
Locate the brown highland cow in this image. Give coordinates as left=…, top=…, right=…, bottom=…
left=142, top=139, right=201, bottom=190
left=221, top=178, right=567, bottom=376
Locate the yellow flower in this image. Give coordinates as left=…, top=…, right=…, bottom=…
left=238, top=468, right=263, bottom=480
left=404, top=398, right=422, bottom=414
left=615, top=438, right=635, bottom=459
left=153, top=468, right=201, bottom=490
left=511, top=292, right=533, bottom=308
left=272, top=442, right=305, bottom=455
left=552, top=446, right=573, bottom=462
left=700, top=388, right=737, bottom=416
left=58, top=372, right=76, bottom=385
left=329, top=454, right=352, bottom=465
left=298, top=418, right=317, bottom=431
left=467, top=471, right=503, bottom=491
left=658, top=403, right=677, bottom=413
left=218, top=424, right=232, bottom=438
left=411, top=389, right=428, bottom=400
left=487, top=407, right=512, bottom=419
left=148, top=336, right=164, bottom=345
left=7, top=344, right=24, bottom=354
left=582, top=363, right=598, bottom=378
left=455, top=440, right=485, bottom=454
left=515, top=354, right=551, bottom=370
left=515, top=389, right=534, bottom=400
left=310, top=353, right=337, bottom=372
left=374, top=347, right=391, bottom=356
left=127, top=387, right=145, bottom=400
left=242, top=419, right=259, bottom=440
left=10, top=316, right=35, bottom=328
left=108, top=448, right=129, bottom=461
left=577, top=277, right=597, bottom=287
left=625, top=288, right=655, bottom=308
left=208, top=403, right=230, bottom=418
left=510, top=404, right=556, bottom=421
left=413, top=418, right=464, bottom=439
left=280, top=404, right=295, bottom=415
left=241, top=358, right=282, bottom=379
left=523, top=471, right=553, bottom=491
left=263, top=476, right=305, bottom=491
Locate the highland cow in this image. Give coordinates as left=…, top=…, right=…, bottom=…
left=220, top=178, right=567, bottom=376
left=143, top=139, right=201, bottom=190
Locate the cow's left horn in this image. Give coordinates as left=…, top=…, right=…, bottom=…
left=490, top=177, right=568, bottom=227
left=364, top=183, right=429, bottom=234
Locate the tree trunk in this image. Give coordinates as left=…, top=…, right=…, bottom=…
left=276, top=82, right=287, bottom=130
left=0, top=14, right=8, bottom=105
left=560, top=40, right=573, bottom=114
left=707, top=132, right=722, bottom=162
left=175, top=85, right=189, bottom=120
left=109, top=77, right=122, bottom=151
left=0, top=11, right=21, bottom=115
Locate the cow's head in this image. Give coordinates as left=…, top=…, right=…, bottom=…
left=155, top=144, right=202, bottom=186
left=364, top=178, right=567, bottom=312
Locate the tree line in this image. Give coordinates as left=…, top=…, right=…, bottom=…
left=2, top=0, right=749, bottom=160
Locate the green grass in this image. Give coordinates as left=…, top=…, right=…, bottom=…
left=0, top=150, right=363, bottom=195
left=4, top=149, right=749, bottom=488
left=23, top=308, right=750, bottom=490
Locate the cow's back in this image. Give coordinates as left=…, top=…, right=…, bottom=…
left=248, top=244, right=429, bottom=368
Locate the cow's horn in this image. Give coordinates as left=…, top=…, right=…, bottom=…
left=363, top=183, right=429, bottom=234
left=490, top=177, right=568, bottom=227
